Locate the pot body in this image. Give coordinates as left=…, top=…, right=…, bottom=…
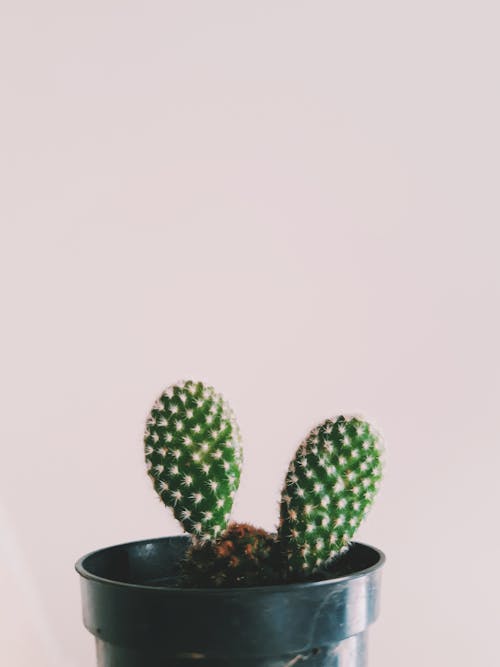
left=76, top=536, right=384, bottom=667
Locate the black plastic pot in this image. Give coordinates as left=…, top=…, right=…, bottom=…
left=76, top=536, right=384, bottom=667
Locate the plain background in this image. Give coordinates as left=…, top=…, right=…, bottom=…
left=1, top=2, right=499, bottom=665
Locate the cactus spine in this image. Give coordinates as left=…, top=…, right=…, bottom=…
left=144, top=380, right=243, bottom=541
left=279, top=415, right=383, bottom=576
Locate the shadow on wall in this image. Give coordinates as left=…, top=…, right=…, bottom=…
left=0, top=503, right=70, bottom=667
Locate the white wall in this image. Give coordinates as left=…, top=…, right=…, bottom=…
left=1, top=2, right=499, bottom=665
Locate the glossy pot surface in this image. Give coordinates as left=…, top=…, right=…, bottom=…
left=76, top=536, right=384, bottom=666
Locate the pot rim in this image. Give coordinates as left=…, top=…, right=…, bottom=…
left=75, top=535, right=385, bottom=595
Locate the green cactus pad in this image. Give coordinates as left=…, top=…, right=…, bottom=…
left=279, top=415, right=383, bottom=577
left=180, top=522, right=281, bottom=587
left=144, top=380, right=243, bottom=541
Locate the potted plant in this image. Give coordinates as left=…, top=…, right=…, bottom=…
left=76, top=380, right=385, bottom=666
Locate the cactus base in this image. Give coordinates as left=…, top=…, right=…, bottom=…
left=76, top=536, right=384, bottom=667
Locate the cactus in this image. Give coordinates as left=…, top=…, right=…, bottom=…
left=279, top=415, right=383, bottom=577
left=144, top=380, right=243, bottom=541
left=143, top=380, right=384, bottom=586
left=181, top=522, right=281, bottom=587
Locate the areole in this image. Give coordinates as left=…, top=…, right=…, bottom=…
left=76, top=535, right=385, bottom=667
